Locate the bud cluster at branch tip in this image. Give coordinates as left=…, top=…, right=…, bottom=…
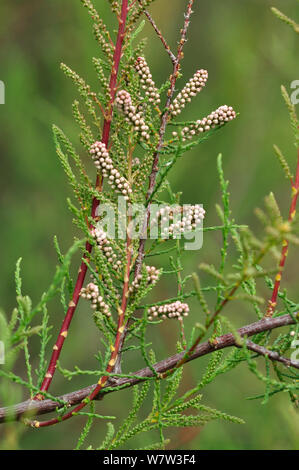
left=148, top=301, right=190, bottom=321
left=129, top=265, right=161, bottom=294
left=135, top=56, right=160, bottom=105
left=115, top=90, right=150, bottom=140
left=172, top=105, right=236, bottom=141
left=80, top=283, right=111, bottom=317
left=170, top=69, right=208, bottom=117
left=90, top=141, right=132, bottom=200
left=91, top=227, right=122, bottom=271
left=153, top=204, right=205, bottom=238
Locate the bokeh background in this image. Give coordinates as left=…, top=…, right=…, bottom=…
left=0, top=0, right=298, bottom=449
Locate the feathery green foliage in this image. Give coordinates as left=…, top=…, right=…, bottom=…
left=0, top=0, right=299, bottom=451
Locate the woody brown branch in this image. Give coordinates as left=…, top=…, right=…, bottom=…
left=0, top=313, right=296, bottom=424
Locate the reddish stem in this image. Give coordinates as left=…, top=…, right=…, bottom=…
left=35, top=0, right=129, bottom=399
left=266, top=147, right=299, bottom=317
left=32, top=214, right=133, bottom=428
left=33, top=0, right=193, bottom=423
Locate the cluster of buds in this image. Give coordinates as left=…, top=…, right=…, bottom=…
left=80, top=283, right=111, bottom=317
left=115, top=90, right=150, bottom=140
left=170, top=69, right=208, bottom=117
left=91, top=227, right=122, bottom=271
left=132, top=157, right=141, bottom=167
left=148, top=301, right=190, bottom=321
left=172, top=105, right=236, bottom=141
left=129, top=265, right=160, bottom=294
left=90, top=141, right=132, bottom=200
left=152, top=205, right=205, bottom=238
left=135, top=57, right=160, bottom=105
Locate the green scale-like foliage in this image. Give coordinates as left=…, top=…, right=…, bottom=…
left=1, top=0, right=299, bottom=451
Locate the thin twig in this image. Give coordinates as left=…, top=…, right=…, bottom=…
left=266, top=146, right=299, bottom=317
left=135, top=0, right=195, bottom=277
left=244, top=340, right=299, bottom=369
left=166, top=248, right=271, bottom=377
left=0, top=313, right=296, bottom=424
left=142, top=8, right=176, bottom=64
left=117, top=0, right=196, bottom=377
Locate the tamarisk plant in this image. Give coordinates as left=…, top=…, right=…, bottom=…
left=0, top=0, right=299, bottom=450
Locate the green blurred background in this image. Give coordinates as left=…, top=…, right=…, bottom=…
left=0, top=0, right=298, bottom=449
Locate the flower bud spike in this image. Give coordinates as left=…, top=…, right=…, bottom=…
left=90, top=141, right=132, bottom=200
left=152, top=205, right=205, bottom=238
left=115, top=90, right=150, bottom=141
left=80, top=283, right=112, bottom=317
left=135, top=56, right=160, bottom=106
left=91, top=227, right=122, bottom=272
left=148, top=301, right=190, bottom=321
left=172, top=105, right=237, bottom=141
left=129, top=265, right=161, bottom=294
left=170, top=69, right=208, bottom=117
